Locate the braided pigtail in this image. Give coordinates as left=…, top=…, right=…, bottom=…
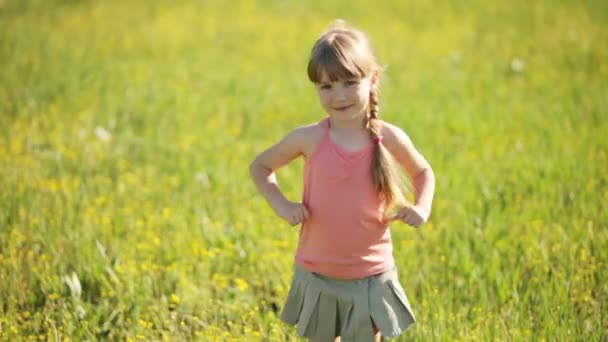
left=369, top=87, right=404, bottom=209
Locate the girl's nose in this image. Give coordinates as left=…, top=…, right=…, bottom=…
left=334, top=87, right=348, bottom=101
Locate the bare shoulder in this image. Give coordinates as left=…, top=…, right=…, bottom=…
left=251, top=119, right=325, bottom=171
left=288, top=120, right=325, bottom=157
left=378, top=120, right=414, bottom=149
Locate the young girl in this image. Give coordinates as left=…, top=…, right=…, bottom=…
left=250, top=21, right=435, bottom=341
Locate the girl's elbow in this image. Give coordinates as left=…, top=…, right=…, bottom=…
left=249, top=159, right=271, bottom=179
left=249, top=159, right=260, bottom=177
left=413, top=166, right=433, bottom=180
left=424, top=167, right=436, bottom=185
left=426, top=166, right=435, bottom=179
left=249, top=158, right=258, bottom=177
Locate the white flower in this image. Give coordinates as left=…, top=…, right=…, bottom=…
left=62, top=272, right=82, bottom=299
left=511, top=58, right=525, bottom=73
left=195, top=172, right=210, bottom=188
left=94, top=126, right=112, bottom=142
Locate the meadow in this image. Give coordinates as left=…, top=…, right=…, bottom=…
left=1, top=0, right=607, bottom=340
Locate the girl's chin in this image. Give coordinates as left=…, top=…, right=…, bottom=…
left=328, top=107, right=358, bottom=115
left=328, top=111, right=367, bottom=122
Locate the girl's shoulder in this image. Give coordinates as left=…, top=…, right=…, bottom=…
left=290, top=119, right=326, bottom=157
left=378, top=120, right=412, bottom=146
left=377, top=119, right=428, bottom=166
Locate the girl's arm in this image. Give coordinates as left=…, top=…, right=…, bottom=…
left=382, top=121, right=436, bottom=226
left=249, top=127, right=312, bottom=226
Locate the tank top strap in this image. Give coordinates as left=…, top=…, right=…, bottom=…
left=322, top=117, right=331, bottom=140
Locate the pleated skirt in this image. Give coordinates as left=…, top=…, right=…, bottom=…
left=281, top=263, right=416, bottom=341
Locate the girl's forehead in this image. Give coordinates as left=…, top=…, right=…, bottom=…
left=317, top=71, right=363, bottom=83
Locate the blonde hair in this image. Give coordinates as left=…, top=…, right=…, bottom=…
left=307, top=20, right=405, bottom=208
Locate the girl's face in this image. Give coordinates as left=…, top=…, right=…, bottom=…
left=315, top=72, right=377, bottom=123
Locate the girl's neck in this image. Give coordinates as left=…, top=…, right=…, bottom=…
left=328, top=114, right=368, bottom=133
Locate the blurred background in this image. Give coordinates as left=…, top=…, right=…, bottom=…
left=1, top=0, right=606, bottom=340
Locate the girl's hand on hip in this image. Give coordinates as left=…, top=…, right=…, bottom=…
left=275, top=201, right=310, bottom=226
left=389, top=203, right=429, bottom=228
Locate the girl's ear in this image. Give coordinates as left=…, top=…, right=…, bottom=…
left=370, top=69, right=380, bottom=88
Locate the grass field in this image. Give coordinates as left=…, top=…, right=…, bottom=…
left=1, top=0, right=607, bottom=340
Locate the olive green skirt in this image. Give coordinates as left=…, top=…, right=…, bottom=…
left=281, top=263, right=415, bottom=341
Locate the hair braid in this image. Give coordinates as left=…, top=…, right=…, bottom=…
left=369, top=87, right=403, bottom=208
left=369, top=87, right=380, bottom=122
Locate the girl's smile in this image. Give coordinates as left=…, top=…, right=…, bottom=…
left=333, top=104, right=353, bottom=111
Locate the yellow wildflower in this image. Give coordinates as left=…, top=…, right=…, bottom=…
left=235, top=278, right=249, bottom=291
left=170, top=294, right=181, bottom=305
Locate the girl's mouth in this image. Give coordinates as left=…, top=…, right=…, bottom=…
left=333, top=105, right=352, bottom=111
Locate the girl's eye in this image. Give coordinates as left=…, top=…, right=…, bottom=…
left=320, top=84, right=332, bottom=90
left=345, top=80, right=359, bottom=86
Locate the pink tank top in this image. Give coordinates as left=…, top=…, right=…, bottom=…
left=295, top=118, right=395, bottom=279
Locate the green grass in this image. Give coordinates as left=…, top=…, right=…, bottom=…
left=1, top=0, right=607, bottom=340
